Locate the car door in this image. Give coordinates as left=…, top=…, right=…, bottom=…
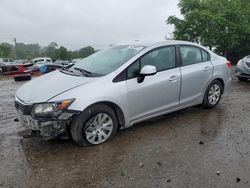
left=179, top=45, right=213, bottom=105
left=126, top=46, right=181, bottom=122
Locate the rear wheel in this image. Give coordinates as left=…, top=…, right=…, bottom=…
left=238, top=77, right=248, bottom=81
left=202, top=80, right=222, bottom=108
left=71, top=104, right=118, bottom=146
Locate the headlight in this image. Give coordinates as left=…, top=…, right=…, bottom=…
left=31, top=98, right=75, bottom=117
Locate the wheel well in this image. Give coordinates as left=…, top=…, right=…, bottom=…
left=86, top=101, right=125, bottom=128
left=215, top=78, right=225, bottom=93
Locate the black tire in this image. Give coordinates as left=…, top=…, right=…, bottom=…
left=202, top=80, right=223, bottom=109
left=14, top=75, right=31, bottom=81
left=238, top=77, right=248, bottom=81
left=70, top=104, right=118, bottom=146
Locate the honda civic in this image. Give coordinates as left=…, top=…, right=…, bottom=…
left=14, top=40, right=232, bottom=146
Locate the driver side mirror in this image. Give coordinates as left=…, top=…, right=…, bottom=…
left=137, top=65, right=157, bottom=83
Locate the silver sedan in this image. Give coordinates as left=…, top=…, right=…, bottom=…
left=15, top=40, right=232, bottom=146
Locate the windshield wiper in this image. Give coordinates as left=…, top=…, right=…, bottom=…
left=74, top=67, right=93, bottom=77
left=61, top=67, right=74, bottom=73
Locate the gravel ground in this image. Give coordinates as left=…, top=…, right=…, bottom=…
left=0, top=76, right=249, bottom=188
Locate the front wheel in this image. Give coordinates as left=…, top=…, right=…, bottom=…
left=202, top=80, right=222, bottom=109
left=71, top=104, right=118, bottom=146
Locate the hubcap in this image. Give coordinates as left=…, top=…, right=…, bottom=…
left=85, top=113, right=113, bottom=144
left=208, top=84, right=221, bottom=105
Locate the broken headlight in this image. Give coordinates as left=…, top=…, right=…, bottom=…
left=31, top=98, right=75, bottom=117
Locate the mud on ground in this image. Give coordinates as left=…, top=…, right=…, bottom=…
left=0, top=77, right=250, bottom=188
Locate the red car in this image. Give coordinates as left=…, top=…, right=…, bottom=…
left=0, top=64, right=32, bottom=76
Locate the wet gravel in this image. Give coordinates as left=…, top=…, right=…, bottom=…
left=0, top=77, right=250, bottom=188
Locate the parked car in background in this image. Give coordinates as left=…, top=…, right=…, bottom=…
left=31, top=57, right=52, bottom=64
left=0, top=58, right=13, bottom=66
left=15, top=40, right=232, bottom=146
left=33, top=63, right=62, bottom=74
left=0, top=64, right=32, bottom=76
left=0, top=61, right=62, bottom=78
left=236, top=55, right=250, bottom=81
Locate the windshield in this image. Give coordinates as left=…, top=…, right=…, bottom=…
left=72, top=45, right=144, bottom=76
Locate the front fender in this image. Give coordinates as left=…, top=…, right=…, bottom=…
left=49, top=79, right=131, bottom=128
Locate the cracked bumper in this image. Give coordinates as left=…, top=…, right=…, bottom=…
left=17, top=111, right=77, bottom=139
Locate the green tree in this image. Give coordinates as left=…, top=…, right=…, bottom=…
left=167, top=0, right=250, bottom=63
left=69, top=46, right=95, bottom=59
left=79, top=46, right=95, bottom=58
left=44, top=42, right=58, bottom=60
left=0, top=43, right=12, bottom=57
left=0, top=42, right=95, bottom=60
left=56, top=46, right=68, bottom=60
left=17, top=43, right=41, bottom=59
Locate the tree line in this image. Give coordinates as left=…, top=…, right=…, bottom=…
left=167, top=0, right=250, bottom=64
left=0, top=41, right=95, bottom=60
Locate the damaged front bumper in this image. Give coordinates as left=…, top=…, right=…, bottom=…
left=15, top=98, right=80, bottom=139
left=17, top=111, right=76, bottom=139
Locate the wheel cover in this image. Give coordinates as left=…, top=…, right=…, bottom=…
left=85, top=113, right=114, bottom=144
left=208, top=84, right=221, bottom=105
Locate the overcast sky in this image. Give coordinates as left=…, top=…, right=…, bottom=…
left=0, top=0, right=180, bottom=49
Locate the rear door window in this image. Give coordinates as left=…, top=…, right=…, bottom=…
left=180, top=46, right=203, bottom=66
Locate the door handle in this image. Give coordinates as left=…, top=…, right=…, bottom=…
left=204, top=66, right=212, bottom=72
left=169, top=75, right=181, bottom=82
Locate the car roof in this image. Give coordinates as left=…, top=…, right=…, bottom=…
left=118, top=40, right=200, bottom=48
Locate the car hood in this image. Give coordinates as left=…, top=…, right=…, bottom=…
left=16, top=70, right=96, bottom=104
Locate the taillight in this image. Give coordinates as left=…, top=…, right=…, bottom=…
left=226, top=60, right=232, bottom=69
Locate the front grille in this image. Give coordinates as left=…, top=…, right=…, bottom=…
left=245, top=61, right=250, bottom=68
left=14, top=99, right=33, bottom=115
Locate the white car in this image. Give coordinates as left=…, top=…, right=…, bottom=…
left=31, top=57, right=52, bottom=64
left=0, top=58, right=13, bottom=66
